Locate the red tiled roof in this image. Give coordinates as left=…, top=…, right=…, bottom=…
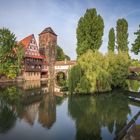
left=20, top=34, right=33, bottom=49
left=55, top=60, right=76, bottom=66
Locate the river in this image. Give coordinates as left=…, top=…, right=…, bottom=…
left=0, top=80, right=139, bottom=140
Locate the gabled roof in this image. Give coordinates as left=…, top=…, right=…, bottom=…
left=39, top=27, right=57, bottom=36
left=20, top=34, right=34, bottom=49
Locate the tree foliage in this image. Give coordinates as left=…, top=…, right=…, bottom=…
left=64, top=55, right=70, bottom=60
left=56, top=45, right=70, bottom=61
left=68, top=64, right=82, bottom=93
left=78, top=50, right=111, bottom=93
left=68, top=50, right=130, bottom=94
left=107, top=52, right=130, bottom=89
left=0, top=28, right=24, bottom=79
left=76, top=8, right=104, bottom=57
left=131, top=25, right=140, bottom=55
left=108, top=28, right=115, bottom=52
left=116, top=18, right=129, bottom=52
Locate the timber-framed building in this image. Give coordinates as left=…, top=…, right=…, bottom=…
left=20, top=27, right=57, bottom=81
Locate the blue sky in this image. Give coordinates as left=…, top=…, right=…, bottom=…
left=0, top=0, right=140, bottom=59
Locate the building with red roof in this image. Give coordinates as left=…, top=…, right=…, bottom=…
left=18, top=27, right=75, bottom=81
left=19, top=33, right=47, bottom=80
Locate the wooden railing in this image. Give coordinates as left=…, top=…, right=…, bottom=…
left=25, top=60, right=43, bottom=66
left=25, top=67, right=42, bottom=72
left=114, top=111, right=140, bottom=140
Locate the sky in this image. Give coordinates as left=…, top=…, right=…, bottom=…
left=0, top=0, right=140, bottom=60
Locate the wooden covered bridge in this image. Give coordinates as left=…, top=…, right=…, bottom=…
left=129, top=66, right=140, bottom=73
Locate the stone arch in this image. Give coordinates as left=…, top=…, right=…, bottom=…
left=55, top=71, right=66, bottom=81
left=55, top=71, right=67, bottom=86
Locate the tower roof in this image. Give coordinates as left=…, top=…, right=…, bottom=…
left=39, top=27, right=57, bottom=36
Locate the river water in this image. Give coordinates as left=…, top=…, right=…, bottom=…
left=0, top=80, right=139, bottom=140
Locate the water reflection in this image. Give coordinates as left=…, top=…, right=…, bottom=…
left=38, top=94, right=56, bottom=128
left=0, top=103, right=16, bottom=133
left=68, top=91, right=131, bottom=140
left=0, top=81, right=61, bottom=133
left=0, top=81, right=139, bottom=140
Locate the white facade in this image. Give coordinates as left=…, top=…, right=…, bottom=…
left=55, top=65, right=72, bottom=70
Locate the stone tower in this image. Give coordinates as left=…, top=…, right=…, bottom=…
left=39, top=27, right=57, bottom=79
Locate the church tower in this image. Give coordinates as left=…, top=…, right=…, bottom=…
left=39, top=27, right=57, bottom=79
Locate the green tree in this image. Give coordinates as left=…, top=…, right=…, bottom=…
left=64, top=55, right=70, bottom=60
left=68, top=51, right=130, bottom=94
left=56, top=46, right=65, bottom=61
left=131, top=25, right=140, bottom=55
left=116, top=18, right=129, bottom=52
left=76, top=8, right=104, bottom=57
left=56, top=46, right=70, bottom=61
left=108, top=28, right=115, bottom=52
left=0, top=28, right=24, bottom=78
left=107, top=52, right=130, bottom=89
left=78, top=50, right=111, bottom=93
left=68, top=64, right=82, bottom=93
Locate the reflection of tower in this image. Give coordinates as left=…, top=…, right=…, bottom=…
left=38, top=94, right=56, bottom=129
left=21, top=102, right=40, bottom=125
left=39, top=27, right=57, bottom=79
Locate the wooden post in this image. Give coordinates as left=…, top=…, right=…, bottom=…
left=115, top=111, right=140, bottom=140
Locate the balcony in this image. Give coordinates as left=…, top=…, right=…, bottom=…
left=25, top=61, right=43, bottom=66
left=25, top=67, right=42, bottom=72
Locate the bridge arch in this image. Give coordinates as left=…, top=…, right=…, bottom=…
left=56, top=71, right=66, bottom=80
left=55, top=71, right=67, bottom=86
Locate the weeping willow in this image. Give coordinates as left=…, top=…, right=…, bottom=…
left=68, top=50, right=130, bottom=94
left=78, top=50, right=112, bottom=93
left=68, top=64, right=82, bottom=93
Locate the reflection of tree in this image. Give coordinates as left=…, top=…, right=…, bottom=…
left=0, top=102, right=16, bottom=133
left=68, top=96, right=101, bottom=140
left=94, top=92, right=131, bottom=135
left=0, top=85, right=21, bottom=105
left=55, top=96, right=65, bottom=106
left=38, top=94, right=56, bottom=129
left=68, top=91, right=131, bottom=139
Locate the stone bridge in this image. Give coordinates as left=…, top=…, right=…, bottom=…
left=54, top=60, right=76, bottom=79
